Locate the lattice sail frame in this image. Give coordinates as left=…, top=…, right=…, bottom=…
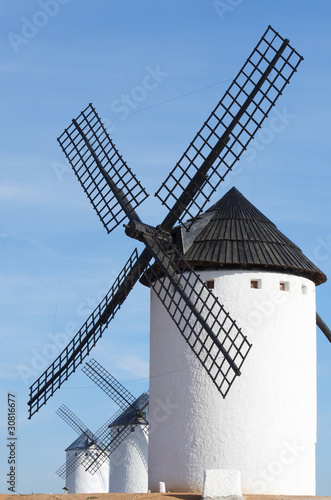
left=143, top=228, right=251, bottom=398
left=58, top=103, right=149, bottom=234
left=81, top=359, right=149, bottom=473
left=28, top=249, right=140, bottom=418
left=56, top=408, right=122, bottom=479
left=56, top=404, right=94, bottom=439
left=86, top=396, right=149, bottom=474
left=82, top=358, right=137, bottom=411
left=156, top=25, right=303, bottom=228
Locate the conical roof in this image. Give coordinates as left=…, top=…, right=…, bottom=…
left=109, top=392, right=149, bottom=427
left=65, top=430, right=97, bottom=451
left=182, top=187, right=326, bottom=286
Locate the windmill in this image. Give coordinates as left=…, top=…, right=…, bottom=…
left=148, top=185, right=329, bottom=495
left=27, top=25, right=330, bottom=494
left=82, top=358, right=149, bottom=493
left=55, top=404, right=111, bottom=493
left=56, top=360, right=149, bottom=493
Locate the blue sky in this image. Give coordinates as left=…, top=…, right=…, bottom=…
left=0, top=0, right=331, bottom=495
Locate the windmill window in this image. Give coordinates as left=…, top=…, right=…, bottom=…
left=205, top=279, right=214, bottom=289
left=302, top=285, right=308, bottom=295
left=280, top=281, right=289, bottom=291
left=250, top=279, right=261, bottom=289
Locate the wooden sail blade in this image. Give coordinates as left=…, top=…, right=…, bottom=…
left=82, top=358, right=137, bottom=411
left=56, top=404, right=93, bottom=438
left=157, top=25, right=303, bottom=231
left=28, top=248, right=151, bottom=418
left=316, top=312, right=331, bottom=343
left=143, top=228, right=251, bottom=398
left=58, top=103, right=148, bottom=234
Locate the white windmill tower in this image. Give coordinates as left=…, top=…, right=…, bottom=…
left=56, top=405, right=110, bottom=494
left=56, top=360, right=149, bottom=494
left=82, top=358, right=149, bottom=493
left=147, top=186, right=328, bottom=495
left=27, top=24, right=330, bottom=497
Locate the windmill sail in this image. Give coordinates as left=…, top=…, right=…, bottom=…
left=28, top=249, right=146, bottom=418
left=56, top=404, right=95, bottom=439
left=143, top=227, right=251, bottom=397
left=28, top=25, right=304, bottom=418
left=82, top=358, right=137, bottom=411
left=58, top=103, right=149, bottom=234
left=316, top=313, right=331, bottom=343
left=156, top=25, right=303, bottom=229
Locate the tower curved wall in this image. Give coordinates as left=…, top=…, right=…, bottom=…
left=110, top=425, right=148, bottom=492
left=148, top=269, right=317, bottom=495
left=65, top=446, right=109, bottom=493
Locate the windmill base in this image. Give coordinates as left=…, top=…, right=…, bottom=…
left=202, top=469, right=243, bottom=500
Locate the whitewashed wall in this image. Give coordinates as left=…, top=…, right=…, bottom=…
left=109, top=425, right=148, bottom=492
left=148, top=269, right=317, bottom=495
left=65, top=447, right=109, bottom=493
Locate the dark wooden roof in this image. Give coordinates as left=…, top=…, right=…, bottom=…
left=109, top=392, right=149, bottom=427
left=181, top=187, right=326, bottom=286
left=65, top=430, right=96, bottom=451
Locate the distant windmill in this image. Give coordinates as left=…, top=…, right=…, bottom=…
left=55, top=404, right=111, bottom=494
left=28, top=25, right=330, bottom=495
left=57, top=361, right=149, bottom=493
left=82, top=358, right=149, bottom=493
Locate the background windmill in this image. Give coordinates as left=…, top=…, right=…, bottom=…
left=23, top=23, right=330, bottom=495
left=55, top=404, right=111, bottom=494
left=82, top=358, right=149, bottom=493
left=57, top=359, right=149, bottom=493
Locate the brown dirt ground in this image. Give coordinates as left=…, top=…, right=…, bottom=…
left=1, top=493, right=331, bottom=500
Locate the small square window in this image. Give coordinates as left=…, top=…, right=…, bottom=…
left=280, top=281, right=289, bottom=291
left=250, top=279, right=261, bottom=289
left=302, top=285, right=308, bottom=295
left=206, top=279, right=214, bottom=289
